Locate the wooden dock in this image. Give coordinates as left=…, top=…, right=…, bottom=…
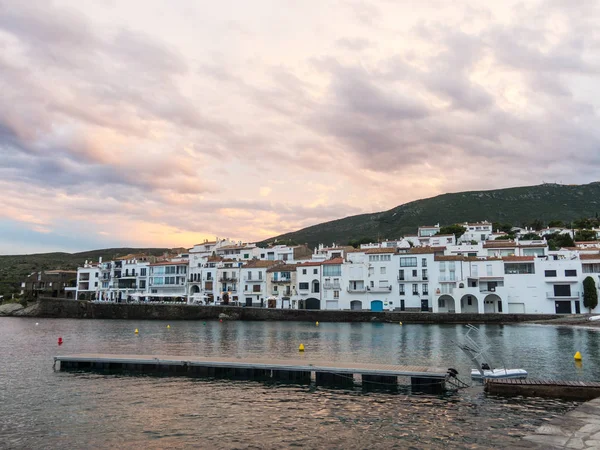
left=485, top=378, right=600, bottom=401
left=54, top=354, right=451, bottom=391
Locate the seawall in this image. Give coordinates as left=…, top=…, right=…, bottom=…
left=0, top=297, right=560, bottom=323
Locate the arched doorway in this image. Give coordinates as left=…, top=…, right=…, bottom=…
left=460, top=294, right=479, bottom=313
left=437, top=295, right=455, bottom=313
left=350, top=300, right=362, bottom=310
left=484, top=294, right=502, bottom=313
left=311, top=280, right=320, bottom=293
left=370, top=300, right=383, bottom=312
left=190, top=285, right=200, bottom=294
left=305, top=297, right=320, bottom=310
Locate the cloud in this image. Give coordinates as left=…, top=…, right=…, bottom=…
left=1, top=0, right=600, bottom=253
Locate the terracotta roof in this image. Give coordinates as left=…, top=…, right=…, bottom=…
left=408, top=246, right=446, bottom=254
left=207, top=255, right=223, bottom=262
left=322, top=257, right=344, bottom=265
left=297, top=261, right=322, bottom=267
left=580, top=253, right=600, bottom=260
left=502, top=256, right=535, bottom=262
left=267, top=264, right=298, bottom=273
left=518, top=243, right=548, bottom=248
left=243, top=260, right=283, bottom=269
left=365, top=248, right=397, bottom=254
left=149, top=261, right=188, bottom=266
left=432, top=234, right=455, bottom=238
left=483, top=241, right=517, bottom=248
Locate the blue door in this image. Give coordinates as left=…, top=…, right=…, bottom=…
left=371, top=300, right=383, bottom=312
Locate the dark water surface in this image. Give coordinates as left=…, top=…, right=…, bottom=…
left=1, top=318, right=598, bottom=449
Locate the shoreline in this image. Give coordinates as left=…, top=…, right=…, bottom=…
left=0, top=297, right=587, bottom=324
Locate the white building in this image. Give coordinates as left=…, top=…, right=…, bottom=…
left=459, top=221, right=493, bottom=243
left=75, top=260, right=100, bottom=300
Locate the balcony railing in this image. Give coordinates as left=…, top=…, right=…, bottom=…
left=546, top=291, right=580, bottom=299
left=347, top=287, right=366, bottom=293
left=323, top=283, right=341, bottom=290
left=438, top=276, right=457, bottom=282
left=244, top=276, right=264, bottom=282
left=368, top=286, right=392, bottom=292
left=219, top=277, right=237, bottom=282
left=271, top=278, right=291, bottom=283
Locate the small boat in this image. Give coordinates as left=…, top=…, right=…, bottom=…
left=455, top=325, right=528, bottom=380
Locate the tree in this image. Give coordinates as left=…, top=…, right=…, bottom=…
left=583, top=276, right=598, bottom=312
left=348, top=237, right=375, bottom=248
left=548, top=220, right=564, bottom=227
left=520, top=232, right=542, bottom=240
left=526, top=219, right=544, bottom=231
left=437, top=225, right=466, bottom=240
left=546, top=232, right=575, bottom=250
left=492, top=222, right=513, bottom=233
left=575, top=229, right=598, bottom=241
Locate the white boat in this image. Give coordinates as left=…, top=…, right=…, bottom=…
left=470, top=368, right=528, bottom=380
left=455, top=325, right=528, bottom=381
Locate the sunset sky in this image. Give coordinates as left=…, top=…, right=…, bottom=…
left=1, top=0, right=599, bottom=254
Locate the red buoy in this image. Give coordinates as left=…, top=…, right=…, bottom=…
left=58, top=337, right=63, bottom=345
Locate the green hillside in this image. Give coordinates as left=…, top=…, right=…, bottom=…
left=262, top=182, right=600, bottom=247
left=0, top=248, right=171, bottom=297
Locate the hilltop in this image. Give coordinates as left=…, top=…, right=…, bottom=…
left=261, top=182, right=600, bottom=247
left=0, top=248, right=171, bottom=296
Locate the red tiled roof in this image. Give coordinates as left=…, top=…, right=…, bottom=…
left=483, top=241, right=517, bottom=248
left=322, top=257, right=344, bottom=265
left=408, top=246, right=446, bottom=254
left=365, top=248, right=397, bottom=254
left=297, top=261, right=323, bottom=267
left=266, top=264, right=298, bottom=273
left=502, top=256, right=535, bottom=262
left=149, top=261, right=188, bottom=266
left=580, top=253, right=600, bottom=260
left=243, top=260, right=283, bottom=269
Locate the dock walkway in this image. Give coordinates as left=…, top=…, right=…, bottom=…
left=54, top=353, right=451, bottom=390
left=486, top=378, right=600, bottom=401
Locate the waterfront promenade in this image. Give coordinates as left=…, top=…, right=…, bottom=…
left=1, top=297, right=560, bottom=322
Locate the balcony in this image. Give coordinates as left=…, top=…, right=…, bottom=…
left=347, top=287, right=367, bottom=293
left=244, top=276, right=265, bottom=282
left=271, top=277, right=291, bottom=284
left=245, top=289, right=263, bottom=295
left=121, top=273, right=136, bottom=279
left=219, top=277, right=237, bottom=283
left=438, top=275, right=457, bottom=282
left=323, top=283, right=341, bottom=290
left=368, top=286, right=392, bottom=293
left=546, top=291, right=580, bottom=299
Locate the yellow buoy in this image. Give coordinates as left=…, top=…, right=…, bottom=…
left=167, top=325, right=170, bottom=329
left=299, top=343, right=305, bottom=352
left=135, top=329, right=139, bottom=334
left=574, top=351, right=582, bottom=361
left=399, top=322, right=403, bottom=325
left=316, top=321, right=319, bottom=327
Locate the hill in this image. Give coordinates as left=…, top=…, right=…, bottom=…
left=261, top=182, right=600, bottom=247
left=0, top=248, right=171, bottom=297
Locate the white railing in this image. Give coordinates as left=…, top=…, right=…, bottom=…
left=546, top=291, right=580, bottom=299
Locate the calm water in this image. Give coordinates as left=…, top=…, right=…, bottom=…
left=1, top=318, right=599, bottom=449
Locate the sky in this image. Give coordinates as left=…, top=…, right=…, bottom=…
left=1, top=0, right=599, bottom=254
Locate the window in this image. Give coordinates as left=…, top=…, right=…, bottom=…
left=273, top=285, right=278, bottom=292
left=422, top=269, right=428, bottom=280
left=504, top=263, right=535, bottom=274
left=399, top=269, right=405, bottom=280
left=412, top=269, right=417, bottom=277
left=399, top=284, right=405, bottom=295
left=380, top=267, right=386, bottom=275
left=253, top=285, right=261, bottom=292
left=438, top=298, right=446, bottom=308
left=381, top=255, right=391, bottom=261
left=333, top=290, right=339, bottom=299
left=545, top=270, right=557, bottom=277
left=378, top=280, right=389, bottom=288
left=400, top=257, right=417, bottom=267
left=422, top=284, right=428, bottom=295
left=244, top=254, right=249, bottom=259
left=299, top=282, right=309, bottom=290
left=467, top=296, right=472, bottom=306
left=95, top=273, right=99, bottom=278
left=421, top=258, right=427, bottom=267
left=245, top=284, right=248, bottom=291
left=302, top=269, right=307, bottom=275
left=412, top=284, right=418, bottom=295
left=139, top=280, right=146, bottom=289
left=247, top=271, right=252, bottom=280
left=94, top=282, right=98, bottom=287
left=369, top=255, right=380, bottom=262
left=565, top=270, right=577, bottom=277
left=258, top=271, right=263, bottom=280
left=370, top=281, right=374, bottom=288
left=313, top=269, right=318, bottom=275
left=486, top=265, right=492, bottom=276
left=323, top=265, right=341, bottom=276
left=554, top=285, right=572, bottom=297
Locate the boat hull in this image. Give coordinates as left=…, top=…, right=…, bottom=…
left=471, top=368, right=528, bottom=380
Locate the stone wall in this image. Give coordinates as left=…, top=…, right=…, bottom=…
left=0, top=297, right=559, bottom=323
